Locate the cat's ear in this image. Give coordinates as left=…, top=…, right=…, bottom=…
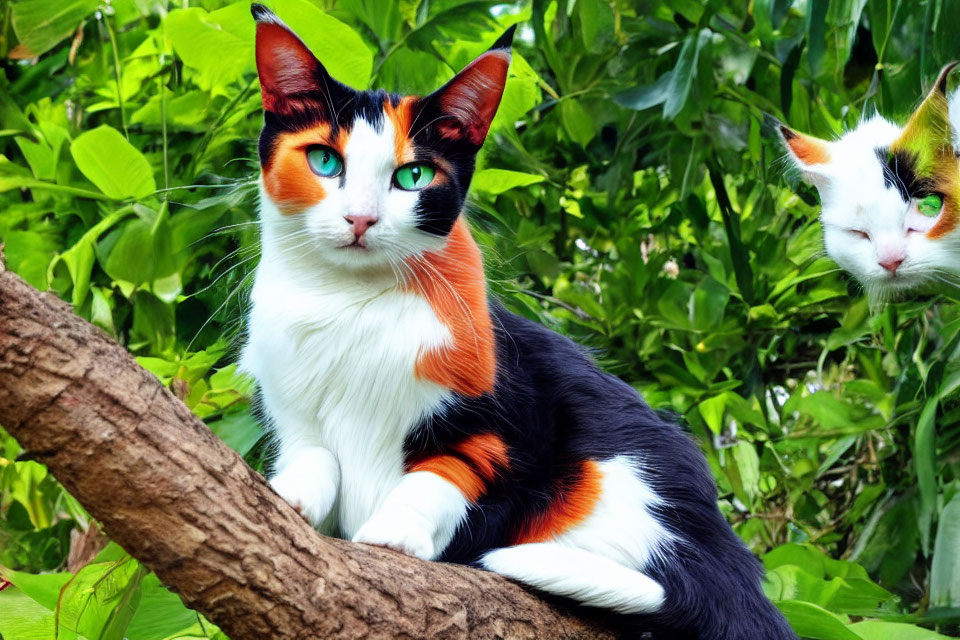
left=424, top=26, right=516, bottom=146
left=777, top=125, right=831, bottom=168
left=895, top=62, right=958, bottom=155
left=251, top=4, right=342, bottom=113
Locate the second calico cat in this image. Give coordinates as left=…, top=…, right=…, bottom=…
left=780, top=63, right=960, bottom=301
left=241, top=5, right=794, bottom=638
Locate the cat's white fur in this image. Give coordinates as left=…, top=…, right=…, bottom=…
left=784, top=92, right=960, bottom=298
left=243, top=113, right=670, bottom=614
left=482, top=456, right=673, bottom=613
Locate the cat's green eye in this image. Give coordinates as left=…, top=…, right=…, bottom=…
left=394, top=164, right=436, bottom=191
left=918, top=194, right=944, bottom=217
left=306, top=146, right=343, bottom=178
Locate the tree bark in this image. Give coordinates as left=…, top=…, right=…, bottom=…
left=0, top=257, right=620, bottom=640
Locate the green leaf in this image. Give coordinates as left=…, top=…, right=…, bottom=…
left=472, top=169, right=545, bottom=195
left=10, top=0, right=99, bottom=58
left=0, top=588, right=76, bottom=640
left=52, top=208, right=136, bottom=307
left=849, top=621, right=953, bottom=640
left=578, top=0, right=615, bottom=54
left=165, top=0, right=372, bottom=91
left=698, top=393, right=728, bottom=435
left=614, top=72, right=673, bottom=111
left=916, top=396, right=938, bottom=554
left=56, top=559, right=145, bottom=640
left=3, top=569, right=73, bottom=610
left=560, top=100, right=595, bottom=147
left=70, top=126, right=156, bottom=200
left=774, top=600, right=861, bottom=640
left=208, top=411, right=263, bottom=457
left=664, top=30, right=709, bottom=120
left=931, top=492, right=960, bottom=609
left=124, top=574, right=200, bottom=640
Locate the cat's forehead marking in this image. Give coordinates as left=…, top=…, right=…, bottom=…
left=384, top=96, right=417, bottom=165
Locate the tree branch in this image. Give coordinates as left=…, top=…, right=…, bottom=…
left=0, top=257, right=620, bottom=639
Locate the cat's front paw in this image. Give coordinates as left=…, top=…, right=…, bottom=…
left=270, top=464, right=337, bottom=529
left=352, top=508, right=436, bottom=560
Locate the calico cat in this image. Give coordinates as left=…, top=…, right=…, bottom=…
left=779, top=63, right=960, bottom=300
left=241, top=5, right=794, bottom=638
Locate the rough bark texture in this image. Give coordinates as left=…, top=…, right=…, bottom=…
left=0, top=257, right=621, bottom=640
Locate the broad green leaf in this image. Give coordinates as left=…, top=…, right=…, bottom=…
left=166, top=0, right=372, bottom=92
left=560, top=100, right=595, bottom=147
left=0, top=588, right=76, bottom=640
left=3, top=569, right=73, bottom=611
left=774, top=600, right=861, bottom=640
left=70, top=126, right=156, bottom=199
left=125, top=574, right=200, bottom=640
left=615, top=72, right=673, bottom=111
left=208, top=411, right=264, bottom=457
left=849, top=621, right=953, bottom=640
left=931, top=492, right=960, bottom=609
left=664, top=30, right=709, bottom=120
left=10, top=0, right=98, bottom=58
left=52, top=208, right=136, bottom=307
left=578, top=0, right=615, bottom=54
left=57, top=559, right=145, bottom=640
left=698, top=393, right=728, bottom=434
left=4, top=230, right=57, bottom=289
left=472, top=169, right=545, bottom=195
left=783, top=391, right=885, bottom=433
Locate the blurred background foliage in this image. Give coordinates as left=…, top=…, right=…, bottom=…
left=2, top=0, right=960, bottom=638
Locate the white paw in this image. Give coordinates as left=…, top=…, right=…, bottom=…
left=269, top=454, right=338, bottom=528
left=352, top=508, right=436, bottom=560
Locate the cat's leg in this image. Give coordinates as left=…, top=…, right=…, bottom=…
left=266, top=405, right=341, bottom=529
left=351, top=471, right=469, bottom=560
left=480, top=543, right=666, bottom=614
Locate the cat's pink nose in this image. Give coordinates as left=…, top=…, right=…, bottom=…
left=344, top=215, right=378, bottom=238
left=878, top=258, right=904, bottom=274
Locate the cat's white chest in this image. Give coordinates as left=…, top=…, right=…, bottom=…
left=242, top=261, right=452, bottom=535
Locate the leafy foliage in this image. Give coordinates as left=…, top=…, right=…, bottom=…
left=2, top=0, right=960, bottom=638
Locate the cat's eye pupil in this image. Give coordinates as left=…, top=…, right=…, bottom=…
left=394, top=164, right=435, bottom=191
left=918, top=194, right=943, bottom=217
left=306, top=146, right=343, bottom=178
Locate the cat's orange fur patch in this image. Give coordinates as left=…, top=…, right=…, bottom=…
left=262, top=124, right=340, bottom=214
left=410, top=455, right=486, bottom=501
left=928, top=198, right=959, bottom=238
left=384, top=97, right=416, bottom=164
left=512, top=460, right=603, bottom=544
left=782, top=128, right=830, bottom=165
left=409, top=433, right=510, bottom=502
left=405, top=218, right=496, bottom=396
left=453, top=433, right=510, bottom=481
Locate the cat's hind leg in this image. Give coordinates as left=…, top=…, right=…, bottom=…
left=480, top=543, right=665, bottom=614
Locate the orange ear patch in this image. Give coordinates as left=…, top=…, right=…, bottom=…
left=409, top=433, right=510, bottom=502
left=781, top=126, right=830, bottom=165
left=384, top=96, right=417, bottom=165
left=405, top=219, right=496, bottom=396
left=261, top=124, right=341, bottom=214
left=512, top=460, right=603, bottom=544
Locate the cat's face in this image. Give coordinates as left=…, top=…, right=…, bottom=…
left=780, top=63, right=960, bottom=299
left=251, top=4, right=511, bottom=272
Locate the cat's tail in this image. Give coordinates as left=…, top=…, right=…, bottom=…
left=480, top=542, right=796, bottom=640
